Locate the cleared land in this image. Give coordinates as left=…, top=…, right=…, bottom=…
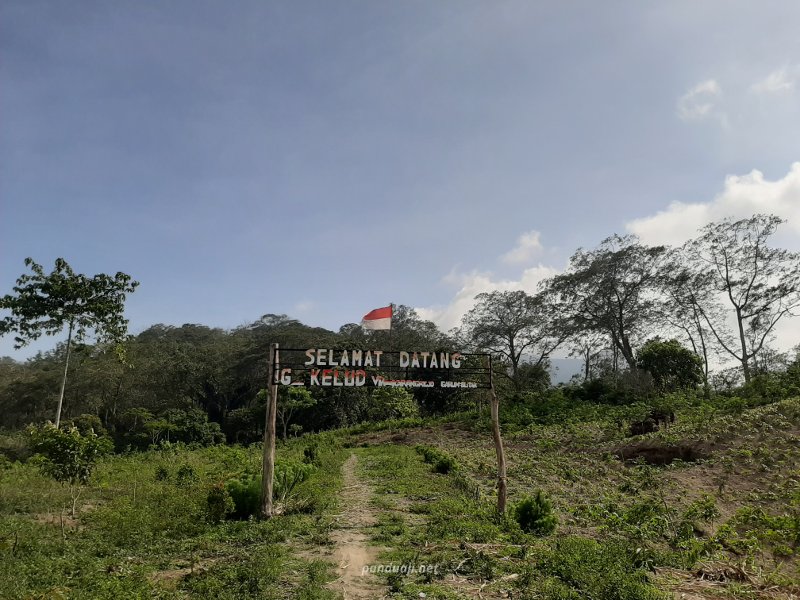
left=1, top=397, right=799, bottom=598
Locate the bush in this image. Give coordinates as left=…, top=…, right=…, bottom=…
left=66, top=413, right=109, bottom=438
left=222, top=460, right=317, bottom=520
left=415, top=445, right=458, bottom=474
left=27, top=423, right=113, bottom=515
left=528, top=537, right=666, bottom=599
left=0, top=431, right=31, bottom=462
left=176, top=464, right=197, bottom=485
left=514, top=490, right=557, bottom=535
left=206, top=482, right=235, bottom=523
left=154, top=465, right=170, bottom=481
left=226, top=475, right=262, bottom=519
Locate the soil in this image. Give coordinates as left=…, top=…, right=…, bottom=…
left=326, top=453, right=387, bottom=600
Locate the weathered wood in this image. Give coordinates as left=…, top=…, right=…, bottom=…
left=489, top=383, right=507, bottom=514
left=260, top=343, right=279, bottom=518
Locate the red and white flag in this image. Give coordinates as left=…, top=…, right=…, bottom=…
left=361, top=305, right=392, bottom=330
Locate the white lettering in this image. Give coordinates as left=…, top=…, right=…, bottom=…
left=304, top=349, right=315, bottom=366
left=351, top=350, right=362, bottom=366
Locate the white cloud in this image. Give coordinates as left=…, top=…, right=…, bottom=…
left=416, top=231, right=561, bottom=331
left=501, top=230, right=543, bottom=264
left=416, top=264, right=559, bottom=332
left=677, top=79, right=722, bottom=121
left=751, top=67, right=795, bottom=94
left=626, top=162, right=800, bottom=246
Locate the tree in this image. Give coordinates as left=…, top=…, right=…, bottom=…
left=258, top=386, right=317, bottom=440
left=0, top=258, right=138, bottom=426
left=28, top=423, right=113, bottom=516
left=363, top=387, right=419, bottom=422
left=461, top=290, right=565, bottom=389
left=544, top=235, right=667, bottom=370
left=686, top=215, right=800, bottom=383
left=637, top=339, right=703, bottom=392
left=658, top=250, right=719, bottom=396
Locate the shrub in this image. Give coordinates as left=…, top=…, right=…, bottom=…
left=226, top=476, right=262, bottom=519
left=415, top=445, right=458, bottom=474
left=529, top=537, right=666, bottom=600
left=223, top=460, right=316, bottom=520
left=206, top=482, right=235, bottom=523
left=303, top=441, right=321, bottom=466
left=27, top=423, right=113, bottom=516
left=176, top=464, right=197, bottom=485
left=514, top=490, right=557, bottom=535
left=67, top=413, right=109, bottom=438
left=154, top=465, right=170, bottom=481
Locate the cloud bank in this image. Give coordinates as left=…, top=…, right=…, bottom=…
left=626, top=162, right=800, bottom=246
left=421, top=164, right=800, bottom=356
left=416, top=230, right=558, bottom=331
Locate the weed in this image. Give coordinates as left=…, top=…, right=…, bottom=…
left=515, top=491, right=558, bottom=536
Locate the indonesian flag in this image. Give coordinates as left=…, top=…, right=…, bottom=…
left=361, top=305, right=392, bottom=330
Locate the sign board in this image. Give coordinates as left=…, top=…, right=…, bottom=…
left=271, top=348, right=492, bottom=389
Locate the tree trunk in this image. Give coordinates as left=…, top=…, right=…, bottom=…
left=489, top=384, right=507, bottom=514
left=260, top=343, right=279, bottom=519
left=735, top=308, right=751, bottom=383
left=55, top=320, right=74, bottom=428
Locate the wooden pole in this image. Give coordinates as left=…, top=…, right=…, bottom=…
left=260, top=342, right=279, bottom=518
left=489, top=381, right=507, bottom=514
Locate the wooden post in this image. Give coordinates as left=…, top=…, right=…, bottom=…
left=260, top=343, right=279, bottom=518
left=490, top=382, right=507, bottom=514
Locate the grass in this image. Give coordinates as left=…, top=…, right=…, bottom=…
left=2, top=396, right=799, bottom=598
left=0, top=434, right=347, bottom=599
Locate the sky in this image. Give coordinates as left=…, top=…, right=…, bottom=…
left=2, top=1, right=800, bottom=360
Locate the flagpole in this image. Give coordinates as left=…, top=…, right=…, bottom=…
left=389, top=303, right=394, bottom=352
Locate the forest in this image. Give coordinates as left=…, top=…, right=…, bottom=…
left=1, top=213, right=800, bottom=599
left=1, top=213, right=798, bottom=445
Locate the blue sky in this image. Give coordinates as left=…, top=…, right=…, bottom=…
left=2, top=1, right=800, bottom=359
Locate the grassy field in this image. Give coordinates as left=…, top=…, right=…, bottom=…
left=2, top=396, right=800, bottom=598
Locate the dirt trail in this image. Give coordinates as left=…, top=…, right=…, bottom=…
left=327, top=453, right=386, bottom=599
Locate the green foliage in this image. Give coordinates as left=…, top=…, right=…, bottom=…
left=225, top=476, right=261, bottom=520
left=303, top=441, right=321, bottom=466
left=527, top=537, right=667, bottom=600
left=364, top=387, right=419, bottom=421
left=0, top=257, right=139, bottom=352
left=154, top=465, right=169, bottom=481
left=514, top=490, right=557, bottom=535
left=28, top=423, right=112, bottom=487
left=416, top=444, right=458, bottom=474
left=637, top=339, right=703, bottom=392
left=219, top=460, right=317, bottom=520
left=115, top=407, right=225, bottom=450
left=176, top=464, right=197, bottom=485
left=0, top=258, right=138, bottom=427
left=206, top=482, right=235, bottom=523
left=66, top=413, right=109, bottom=438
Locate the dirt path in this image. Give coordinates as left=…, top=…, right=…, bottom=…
left=327, top=453, right=386, bottom=599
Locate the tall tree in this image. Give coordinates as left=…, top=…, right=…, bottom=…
left=461, top=290, right=565, bottom=389
left=0, top=258, right=138, bottom=426
left=658, top=248, right=720, bottom=396
left=686, top=215, right=800, bottom=383
left=544, top=235, right=667, bottom=370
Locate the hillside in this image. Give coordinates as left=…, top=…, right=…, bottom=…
left=1, top=395, right=799, bottom=599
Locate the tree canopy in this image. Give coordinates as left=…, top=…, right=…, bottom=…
left=0, top=258, right=138, bottom=425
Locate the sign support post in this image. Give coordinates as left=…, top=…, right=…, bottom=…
left=260, top=342, right=279, bottom=519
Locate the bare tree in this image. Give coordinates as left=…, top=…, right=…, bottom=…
left=686, top=215, right=800, bottom=383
